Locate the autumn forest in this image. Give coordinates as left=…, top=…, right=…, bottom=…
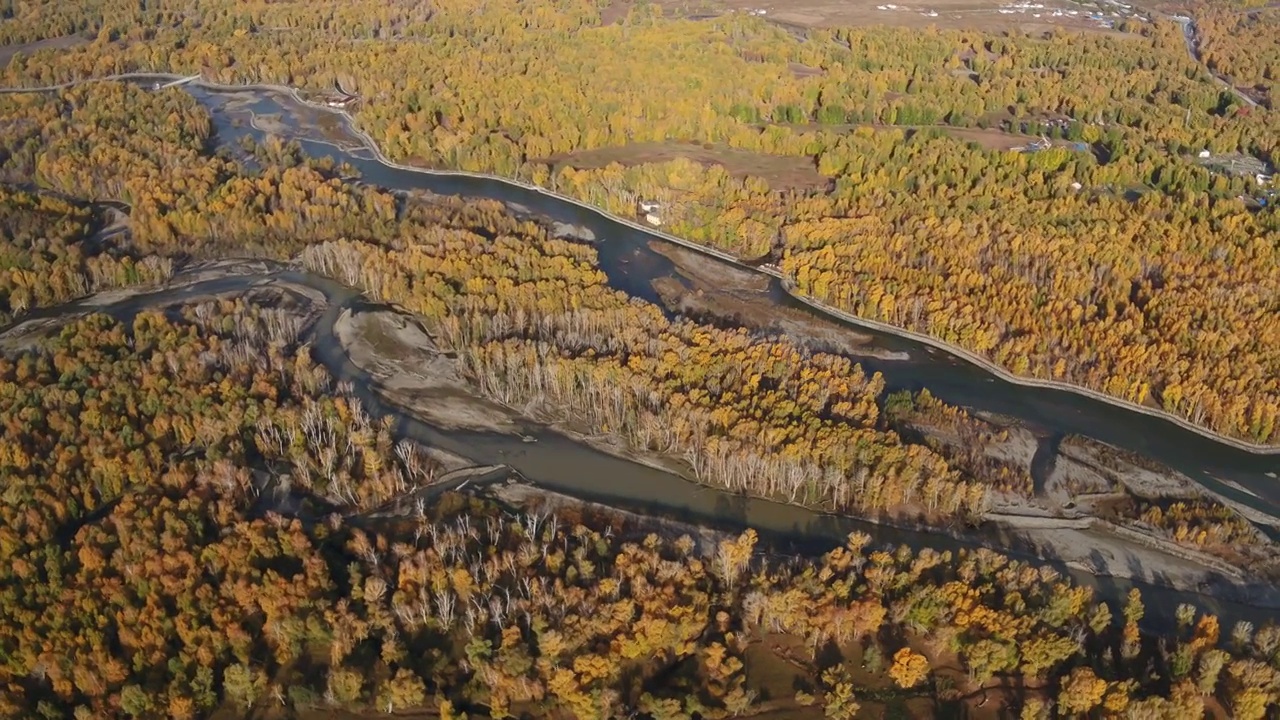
left=2, top=0, right=1280, bottom=718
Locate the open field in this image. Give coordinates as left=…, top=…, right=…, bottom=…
left=939, top=125, right=1043, bottom=150
left=767, top=121, right=1041, bottom=150
left=599, top=0, right=724, bottom=24
left=540, top=141, right=831, bottom=192
left=0, top=35, right=87, bottom=66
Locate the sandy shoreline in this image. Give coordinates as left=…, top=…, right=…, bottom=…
left=332, top=308, right=521, bottom=434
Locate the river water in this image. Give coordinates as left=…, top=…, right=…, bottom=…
left=13, top=259, right=1264, bottom=631
left=46, top=82, right=1266, bottom=627
left=191, top=86, right=1280, bottom=510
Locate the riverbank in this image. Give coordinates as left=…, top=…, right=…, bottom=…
left=777, top=281, right=1280, bottom=455
left=910, top=423, right=1280, bottom=604
left=4, top=251, right=1277, bottom=617
left=486, top=481, right=737, bottom=556
left=326, top=300, right=1280, bottom=605
left=646, top=240, right=911, bottom=362
left=331, top=306, right=742, bottom=517
left=0, top=258, right=291, bottom=344
left=332, top=308, right=520, bottom=434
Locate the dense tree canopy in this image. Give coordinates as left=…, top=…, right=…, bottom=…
left=1198, top=4, right=1280, bottom=107
left=2, top=2, right=1279, bottom=716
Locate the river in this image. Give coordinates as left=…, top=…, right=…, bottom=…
left=10, top=255, right=1271, bottom=632
left=184, top=84, right=1280, bottom=628
left=190, top=84, right=1280, bottom=514
left=6, top=77, right=1279, bottom=627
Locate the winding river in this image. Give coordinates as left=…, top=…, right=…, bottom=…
left=5, top=75, right=1280, bottom=628
left=188, top=84, right=1280, bottom=512
left=11, top=258, right=1272, bottom=632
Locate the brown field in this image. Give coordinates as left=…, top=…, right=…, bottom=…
left=599, top=0, right=1149, bottom=35
left=542, top=141, right=831, bottom=191
left=0, top=35, right=87, bottom=66
left=540, top=125, right=1042, bottom=195
left=600, top=0, right=726, bottom=24
left=852, top=124, right=1036, bottom=151
left=765, top=121, right=1038, bottom=150
left=931, top=125, right=1034, bottom=150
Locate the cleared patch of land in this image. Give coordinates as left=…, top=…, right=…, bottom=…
left=869, top=124, right=1038, bottom=151
left=944, top=125, right=1038, bottom=150
left=788, top=61, right=824, bottom=78
left=540, top=141, right=831, bottom=192
left=0, top=35, right=87, bottom=66
left=765, top=121, right=1046, bottom=151
left=598, top=0, right=724, bottom=24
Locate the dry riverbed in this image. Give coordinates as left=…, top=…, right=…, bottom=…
left=333, top=308, right=521, bottom=433
left=0, top=259, right=300, bottom=353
